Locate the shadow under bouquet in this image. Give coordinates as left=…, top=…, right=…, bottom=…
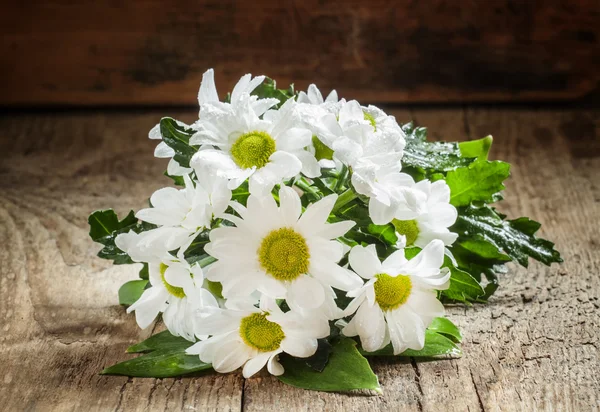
left=88, top=70, right=562, bottom=392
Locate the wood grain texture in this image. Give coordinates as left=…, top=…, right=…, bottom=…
left=1, top=0, right=600, bottom=106
left=0, top=107, right=598, bottom=411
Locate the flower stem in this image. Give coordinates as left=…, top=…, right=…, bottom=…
left=334, top=164, right=349, bottom=192
left=332, top=188, right=357, bottom=213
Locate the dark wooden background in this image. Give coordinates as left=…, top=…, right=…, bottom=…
left=1, top=0, right=600, bottom=106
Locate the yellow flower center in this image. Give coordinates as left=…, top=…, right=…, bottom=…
left=239, top=313, right=285, bottom=352
left=363, top=111, right=377, bottom=130
left=230, top=130, right=276, bottom=169
left=160, top=263, right=186, bottom=298
left=312, top=135, right=334, bottom=161
left=392, top=219, right=420, bottom=246
left=373, top=273, right=412, bottom=311
left=258, top=227, right=310, bottom=281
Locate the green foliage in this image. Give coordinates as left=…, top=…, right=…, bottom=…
left=118, top=280, right=148, bottom=306
left=160, top=118, right=198, bottom=168
left=102, top=331, right=211, bottom=378
left=278, top=338, right=381, bottom=393
left=446, top=160, right=510, bottom=206
left=441, top=256, right=485, bottom=303
left=88, top=209, right=143, bottom=264
left=127, top=330, right=190, bottom=353
left=458, top=135, right=493, bottom=160
left=401, top=123, right=475, bottom=176
left=251, top=77, right=295, bottom=107
left=452, top=205, right=562, bottom=267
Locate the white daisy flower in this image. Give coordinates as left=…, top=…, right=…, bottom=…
left=135, top=172, right=231, bottom=231
left=204, top=186, right=362, bottom=310
left=147, top=69, right=279, bottom=176
left=190, top=96, right=318, bottom=195
left=316, top=100, right=404, bottom=168
left=361, top=104, right=406, bottom=153
left=186, top=296, right=330, bottom=378
left=392, top=179, right=458, bottom=247
left=342, top=240, right=450, bottom=354
left=127, top=258, right=219, bottom=341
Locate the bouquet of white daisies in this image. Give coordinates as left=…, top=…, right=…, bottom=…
left=89, top=70, right=562, bottom=392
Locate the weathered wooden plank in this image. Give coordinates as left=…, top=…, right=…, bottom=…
left=0, top=111, right=244, bottom=412
left=1, top=0, right=600, bottom=106
left=0, top=107, right=598, bottom=411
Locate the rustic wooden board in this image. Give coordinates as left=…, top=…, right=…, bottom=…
left=2, top=0, right=600, bottom=106
left=0, top=107, right=598, bottom=411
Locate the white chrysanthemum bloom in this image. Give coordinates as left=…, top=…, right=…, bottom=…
left=392, top=179, right=458, bottom=248
left=136, top=173, right=230, bottom=231
left=190, top=95, right=318, bottom=195
left=147, top=69, right=279, bottom=176
left=361, top=104, right=407, bottom=153
left=186, top=296, right=330, bottom=378
left=127, top=258, right=219, bottom=341
left=204, top=186, right=362, bottom=310
left=316, top=100, right=404, bottom=168
left=342, top=240, right=450, bottom=354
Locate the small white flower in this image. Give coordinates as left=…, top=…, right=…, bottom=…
left=148, top=69, right=279, bottom=176
left=361, top=104, right=406, bottom=153
left=190, top=96, right=318, bottom=195
left=342, top=240, right=450, bottom=354
left=316, top=100, right=404, bottom=168
left=127, top=258, right=219, bottom=341
left=297, top=84, right=339, bottom=106
left=136, top=172, right=231, bottom=231
left=392, top=179, right=458, bottom=248
left=186, top=296, right=329, bottom=378
left=204, top=186, right=362, bottom=310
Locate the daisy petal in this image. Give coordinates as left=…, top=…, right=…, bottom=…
left=349, top=245, right=381, bottom=279
left=242, top=352, right=271, bottom=378
left=288, top=275, right=325, bottom=309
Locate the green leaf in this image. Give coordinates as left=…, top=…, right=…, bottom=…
left=278, top=338, right=381, bottom=393
left=164, top=170, right=185, bottom=186
left=428, top=317, right=462, bottom=343
left=452, top=205, right=562, bottom=267
left=89, top=210, right=137, bottom=245
left=367, top=223, right=398, bottom=246
left=446, top=160, right=510, bottom=206
left=101, top=349, right=211, bottom=378
left=118, top=280, right=148, bottom=306
left=139, top=263, right=149, bottom=280
left=88, top=209, right=140, bottom=265
left=127, top=330, right=191, bottom=353
left=401, top=123, right=475, bottom=174
left=102, top=331, right=212, bottom=378
left=251, top=77, right=295, bottom=107
left=458, top=135, right=493, bottom=160
left=441, top=256, right=485, bottom=304
left=160, top=117, right=198, bottom=168
left=455, top=237, right=511, bottom=261
left=362, top=329, right=461, bottom=358
left=303, top=339, right=333, bottom=372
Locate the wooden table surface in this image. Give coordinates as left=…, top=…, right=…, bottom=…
left=0, top=106, right=598, bottom=411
